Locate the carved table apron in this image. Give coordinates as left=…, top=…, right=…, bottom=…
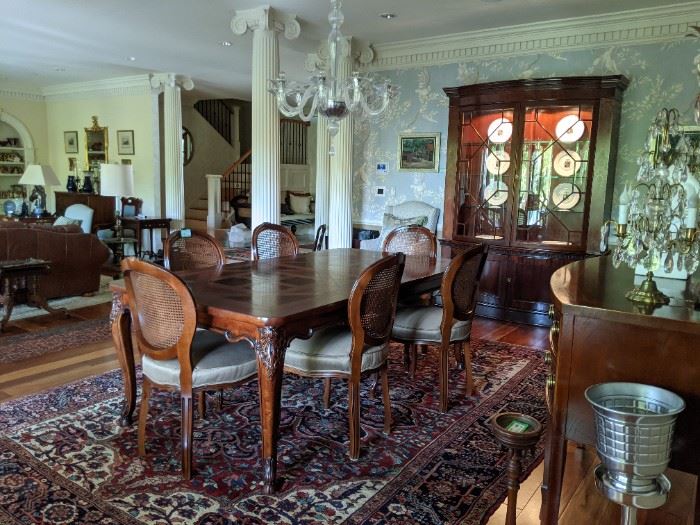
left=110, top=248, right=449, bottom=494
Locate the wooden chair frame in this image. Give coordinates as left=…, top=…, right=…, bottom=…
left=163, top=230, right=225, bottom=271
left=313, top=224, right=328, bottom=251
left=120, top=196, right=143, bottom=218
left=284, top=253, right=406, bottom=460
left=381, top=224, right=437, bottom=257
left=251, top=222, right=299, bottom=261
left=122, top=258, right=253, bottom=479
left=392, top=244, right=487, bottom=411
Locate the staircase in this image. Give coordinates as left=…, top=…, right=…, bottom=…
left=184, top=109, right=308, bottom=233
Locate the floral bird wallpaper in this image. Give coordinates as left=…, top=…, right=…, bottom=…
left=352, top=39, right=700, bottom=232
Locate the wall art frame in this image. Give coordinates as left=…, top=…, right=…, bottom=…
left=398, top=132, right=440, bottom=172
left=117, top=130, right=135, bottom=155
left=64, top=131, right=78, bottom=154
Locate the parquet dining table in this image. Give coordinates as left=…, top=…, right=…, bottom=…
left=109, top=248, right=450, bottom=493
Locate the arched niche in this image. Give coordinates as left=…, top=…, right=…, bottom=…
left=0, top=109, right=36, bottom=164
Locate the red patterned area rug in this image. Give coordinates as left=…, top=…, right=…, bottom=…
left=0, top=318, right=111, bottom=364
left=0, top=340, right=547, bottom=524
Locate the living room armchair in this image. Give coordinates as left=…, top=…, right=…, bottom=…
left=360, top=201, right=440, bottom=251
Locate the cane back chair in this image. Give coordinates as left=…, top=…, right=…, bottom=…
left=122, top=258, right=257, bottom=479
left=284, top=253, right=406, bottom=460
left=252, top=222, right=299, bottom=260
left=391, top=244, right=487, bottom=412
left=164, top=230, right=225, bottom=271
left=381, top=224, right=437, bottom=257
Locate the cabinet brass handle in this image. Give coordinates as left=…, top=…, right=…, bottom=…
left=550, top=320, right=560, bottom=337
left=546, top=374, right=556, bottom=389
left=548, top=304, right=555, bottom=320
left=544, top=351, right=552, bottom=366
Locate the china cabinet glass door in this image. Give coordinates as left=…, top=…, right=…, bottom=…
left=514, top=104, right=594, bottom=249
left=455, top=107, right=516, bottom=243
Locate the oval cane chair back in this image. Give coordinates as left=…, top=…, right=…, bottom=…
left=164, top=230, right=225, bottom=271
left=349, top=253, right=406, bottom=354
left=252, top=222, right=299, bottom=261
left=122, top=258, right=197, bottom=367
left=313, top=224, right=328, bottom=251
left=440, top=244, right=488, bottom=324
left=381, top=225, right=437, bottom=257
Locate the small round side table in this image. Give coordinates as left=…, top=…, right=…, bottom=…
left=489, top=412, right=543, bottom=525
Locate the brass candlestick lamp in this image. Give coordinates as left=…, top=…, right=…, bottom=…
left=601, top=108, right=700, bottom=306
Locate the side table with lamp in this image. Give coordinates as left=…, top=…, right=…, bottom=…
left=99, top=164, right=137, bottom=273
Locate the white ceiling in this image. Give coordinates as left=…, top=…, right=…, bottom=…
left=0, top=0, right=690, bottom=99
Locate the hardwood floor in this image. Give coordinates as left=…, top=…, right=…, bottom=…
left=1, top=308, right=694, bottom=523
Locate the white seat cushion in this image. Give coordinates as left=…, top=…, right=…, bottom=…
left=285, top=326, right=389, bottom=375
left=392, top=306, right=471, bottom=343
left=142, top=329, right=257, bottom=388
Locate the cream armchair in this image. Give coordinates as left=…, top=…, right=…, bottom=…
left=360, top=201, right=440, bottom=251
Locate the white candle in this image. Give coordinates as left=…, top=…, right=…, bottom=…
left=618, top=204, right=629, bottom=225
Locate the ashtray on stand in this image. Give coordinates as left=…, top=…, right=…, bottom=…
left=489, top=412, right=543, bottom=525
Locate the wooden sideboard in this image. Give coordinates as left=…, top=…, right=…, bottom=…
left=542, top=256, right=700, bottom=524
left=55, top=192, right=115, bottom=233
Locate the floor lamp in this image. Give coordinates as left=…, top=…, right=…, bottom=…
left=100, top=164, right=134, bottom=238
left=18, top=165, right=61, bottom=217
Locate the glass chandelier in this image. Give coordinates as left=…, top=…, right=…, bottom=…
left=268, top=0, right=395, bottom=141
left=601, top=108, right=700, bottom=305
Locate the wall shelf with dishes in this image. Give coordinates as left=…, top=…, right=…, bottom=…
left=442, top=76, right=629, bottom=325
left=0, top=123, right=26, bottom=176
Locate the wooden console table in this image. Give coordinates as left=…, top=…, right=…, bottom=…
left=0, top=258, right=67, bottom=331
left=542, top=256, right=700, bottom=524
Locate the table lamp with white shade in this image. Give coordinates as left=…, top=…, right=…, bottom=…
left=100, top=163, right=134, bottom=238
left=18, top=164, right=61, bottom=216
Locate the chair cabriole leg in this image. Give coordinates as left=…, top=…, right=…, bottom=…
left=181, top=394, right=194, bottom=480
left=348, top=380, right=361, bottom=460
left=137, top=378, right=152, bottom=457
left=323, top=378, right=331, bottom=409
left=381, top=367, right=391, bottom=434
left=463, top=340, right=474, bottom=397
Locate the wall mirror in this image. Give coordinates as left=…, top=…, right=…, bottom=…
left=85, top=115, right=108, bottom=171
left=182, top=127, right=194, bottom=165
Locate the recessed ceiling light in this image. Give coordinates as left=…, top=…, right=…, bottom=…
left=127, top=56, right=136, bottom=61
left=379, top=13, right=397, bottom=20
left=220, top=40, right=233, bottom=47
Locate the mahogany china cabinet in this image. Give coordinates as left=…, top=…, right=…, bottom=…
left=441, top=76, right=629, bottom=325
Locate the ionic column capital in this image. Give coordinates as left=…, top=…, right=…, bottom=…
left=149, top=73, right=194, bottom=91
left=231, top=5, right=300, bottom=40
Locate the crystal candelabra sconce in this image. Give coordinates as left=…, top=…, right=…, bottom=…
left=268, top=0, right=396, bottom=152
left=601, top=108, right=700, bottom=306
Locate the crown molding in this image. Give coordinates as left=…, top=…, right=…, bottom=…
left=42, top=74, right=154, bottom=100
left=369, top=2, right=700, bottom=71
left=0, top=89, right=44, bottom=102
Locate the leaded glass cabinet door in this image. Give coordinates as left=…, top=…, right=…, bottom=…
left=455, top=107, right=516, bottom=244
left=514, top=104, right=594, bottom=249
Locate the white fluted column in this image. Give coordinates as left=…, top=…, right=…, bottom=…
left=328, top=38, right=354, bottom=249
left=314, top=116, right=330, bottom=233
left=151, top=73, right=194, bottom=230
left=232, top=6, right=299, bottom=230
left=206, top=174, right=222, bottom=230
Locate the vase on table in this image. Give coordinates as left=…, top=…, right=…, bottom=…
left=66, top=175, right=78, bottom=192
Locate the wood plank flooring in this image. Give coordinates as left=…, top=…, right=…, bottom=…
left=0, top=306, right=694, bottom=523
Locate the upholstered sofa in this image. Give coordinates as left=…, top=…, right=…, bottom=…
left=0, top=222, right=111, bottom=299
left=360, top=201, right=441, bottom=251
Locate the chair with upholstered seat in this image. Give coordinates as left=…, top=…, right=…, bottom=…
left=391, top=244, right=487, bottom=412
left=284, top=253, right=405, bottom=460
left=122, top=258, right=257, bottom=479
left=164, top=230, right=225, bottom=271
left=252, top=222, right=299, bottom=261
left=64, top=203, right=94, bottom=234
left=360, top=201, right=440, bottom=251
left=381, top=224, right=437, bottom=257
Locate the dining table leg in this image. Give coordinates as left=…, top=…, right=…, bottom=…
left=110, top=291, right=136, bottom=426
left=254, top=326, right=289, bottom=494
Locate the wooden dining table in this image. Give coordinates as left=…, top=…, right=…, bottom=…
left=109, top=248, right=450, bottom=493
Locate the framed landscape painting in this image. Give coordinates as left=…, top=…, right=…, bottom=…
left=398, top=132, right=440, bottom=172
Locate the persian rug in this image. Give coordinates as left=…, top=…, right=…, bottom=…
left=0, top=340, right=547, bottom=524
left=0, top=318, right=111, bottom=364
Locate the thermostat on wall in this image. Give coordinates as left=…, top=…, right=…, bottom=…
left=375, top=186, right=386, bottom=197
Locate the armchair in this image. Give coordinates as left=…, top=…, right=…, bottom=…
left=360, top=201, right=440, bottom=251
